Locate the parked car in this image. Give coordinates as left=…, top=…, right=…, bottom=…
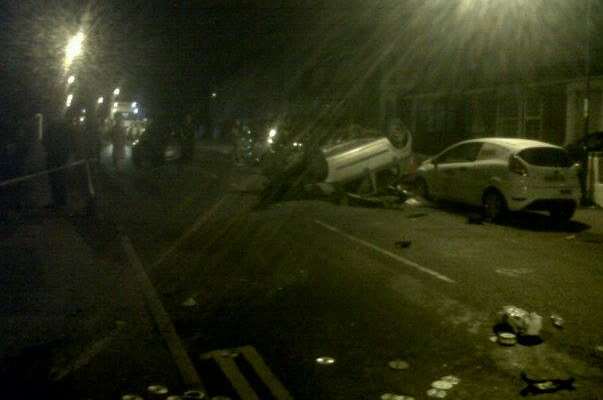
left=132, top=120, right=182, bottom=167
left=415, top=138, right=580, bottom=222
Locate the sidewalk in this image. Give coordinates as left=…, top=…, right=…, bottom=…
left=575, top=206, right=603, bottom=236
left=0, top=213, right=180, bottom=398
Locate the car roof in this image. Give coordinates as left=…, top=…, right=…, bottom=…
left=456, top=137, right=561, bottom=151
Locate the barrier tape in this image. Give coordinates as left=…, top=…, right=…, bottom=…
left=0, top=159, right=87, bottom=188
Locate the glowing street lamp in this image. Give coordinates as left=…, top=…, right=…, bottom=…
left=131, top=102, right=137, bottom=108
left=67, top=75, right=75, bottom=85
left=97, top=96, right=104, bottom=104
left=211, top=92, right=217, bottom=98
left=113, top=88, right=120, bottom=96
left=64, top=31, right=84, bottom=70
left=65, top=93, right=74, bottom=108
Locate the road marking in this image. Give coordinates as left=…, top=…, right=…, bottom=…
left=314, top=220, right=455, bottom=283
left=122, top=235, right=204, bottom=390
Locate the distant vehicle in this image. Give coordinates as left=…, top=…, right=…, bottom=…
left=132, top=120, right=182, bottom=167
left=415, top=138, right=580, bottom=222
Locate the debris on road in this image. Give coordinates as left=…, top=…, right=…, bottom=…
left=565, top=234, right=576, bottom=240
left=550, top=314, right=564, bottom=328
left=426, top=388, right=447, bottom=398
left=388, top=359, right=410, bottom=370
left=497, top=332, right=518, bottom=346
left=404, top=198, right=422, bottom=207
left=519, top=371, right=575, bottom=396
left=500, top=305, right=543, bottom=337
left=381, top=393, right=415, bottom=400
left=183, top=390, right=207, bottom=399
left=316, top=356, right=336, bottom=365
left=181, top=297, right=198, bottom=307
left=122, top=395, right=144, bottom=400
left=432, top=380, right=454, bottom=390
left=395, top=239, right=412, bottom=249
left=489, top=335, right=499, bottom=343
left=406, top=212, right=428, bottom=219
left=440, top=375, right=461, bottom=386
left=148, top=384, right=169, bottom=396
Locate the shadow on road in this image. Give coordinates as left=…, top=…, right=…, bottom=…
left=431, top=201, right=591, bottom=233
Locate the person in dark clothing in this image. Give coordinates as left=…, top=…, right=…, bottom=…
left=179, top=114, right=196, bottom=163
left=43, top=113, right=74, bottom=208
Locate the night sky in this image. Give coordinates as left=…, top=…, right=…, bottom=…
left=1, top=0, right=602, bottom=134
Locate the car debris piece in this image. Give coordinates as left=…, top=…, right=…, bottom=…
left=426, top=388, right=447, bottom=398
left=550, top=314, right=564, bottom=328
left=497, top=332, right=518, bottom=346
left=147, top=385, right=169, bottom=395
left=404, top=198, right=422, bottom=207
left=219, top=350, right=240, bottom=358
left=381, top=393, right=415, bottom=400
left=183, top=390, right=206, bottom=399
left=500, top=305, right=543, bottom=337
left=388, top=359, right=410, bottom=370
left=440, top=376, right=460, bottom=385
left=406, top=212, right=428, bottom=219
left=519, top=371, right=575, bottom=396
left=181, top=297, right=198, bottom=307
left=395, top=240, right=412, bottom=249
left=565, top=234, right=576, bottom=240
left=431, top=380, right=454, bottom=390
left=316, top=356, right=335, bottom=365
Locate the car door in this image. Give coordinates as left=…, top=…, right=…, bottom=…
left=471, top=143, right=511, bottom=205
left=445, top=143, right=483, bottom=203
left=431, top=143, right=481, bottom=201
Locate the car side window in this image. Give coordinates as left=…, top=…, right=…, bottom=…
left=438, top=143, right=482, bottom=163
left=477, top=143, right=509, bottom=161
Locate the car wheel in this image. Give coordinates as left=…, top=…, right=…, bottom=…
left=415, top=178, right=431, bottom=200
left=549, top=204, right=576, bottom=223
left=482, top=190, right=507, bottom=222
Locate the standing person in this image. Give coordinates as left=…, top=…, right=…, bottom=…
left=179, top=113, right=196, bottom=163
left=43, top=112, right=74, bottom=209
left=110, top=113, right=127, bottom=172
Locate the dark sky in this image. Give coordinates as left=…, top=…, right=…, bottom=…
left=1, top=0, right=602, bottom=128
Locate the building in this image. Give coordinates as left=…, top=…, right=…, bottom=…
left=382, top=76, right=603, bottom=155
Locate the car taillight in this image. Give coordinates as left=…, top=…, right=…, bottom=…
left=509, top=155, right=528, bottom=176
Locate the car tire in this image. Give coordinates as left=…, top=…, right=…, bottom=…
left=415, top=178, right=431, bottom=200
left=482, top=189, right=507, bottom=222
left=550, top=204, right=576, bottom=224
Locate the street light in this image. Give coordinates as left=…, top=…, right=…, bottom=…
left=113, top=88, right=120, bottom=96
left=131, top=102, right=137, bottom=108
left=97, top=96, right=104, bottom=104
left=211, top=92, right=217, bottom=98
left=64, top=31, right=84, bottom=70
left=67, top=75, right=75, bottom=85
left=65, top=93, right=74, bottom=107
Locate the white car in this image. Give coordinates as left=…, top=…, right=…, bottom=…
left=415, top=138, right=580, bottom=222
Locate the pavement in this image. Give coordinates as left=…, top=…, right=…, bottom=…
left=1, top=142, right=602, bottom=399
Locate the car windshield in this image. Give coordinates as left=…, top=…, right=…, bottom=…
left=2, top=2, right=602, bottom=399
left=518, top=147, right=573, bottom=168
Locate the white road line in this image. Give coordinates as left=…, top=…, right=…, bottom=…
left=314, top=220, right=456, bottom=284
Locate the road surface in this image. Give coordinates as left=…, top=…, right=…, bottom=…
left=89, top=144, right=603, bottom=399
